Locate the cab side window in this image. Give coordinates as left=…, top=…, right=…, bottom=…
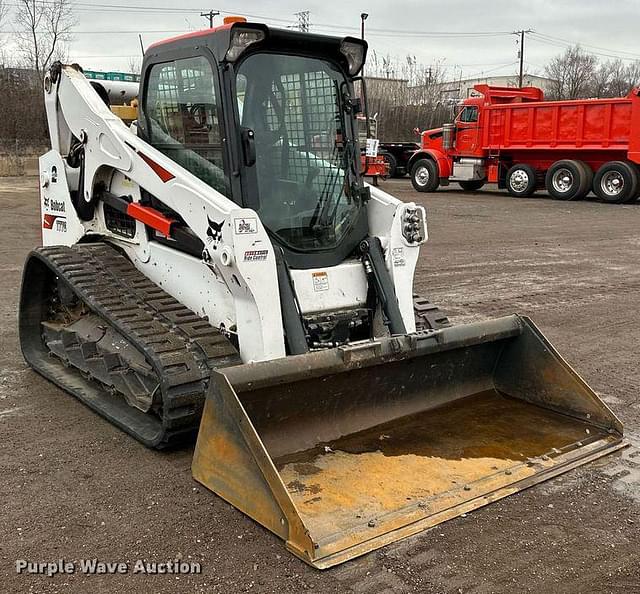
left=144, top=56, right=229, bottom=196
left=458, top=106, right=479, bottom=123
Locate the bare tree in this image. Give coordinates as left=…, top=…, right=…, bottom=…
left=364, top=54, right=448, bottom=141
left=544, top=45, right=640, bottom=100
left=14, top=0, right=74, bottom=79
left=606, top=60, right=629, bottom=97
left=127, top=56, right=142, bottom=75
left=624, top=61, right=640, bottom=92
left=587, top=58, right=640, bottom=98
left=0, top=0, right=8, bottom=62
left=544, top=45, right=597, bottom=100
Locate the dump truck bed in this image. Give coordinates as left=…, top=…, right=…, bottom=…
left=483, top=95, right=634, bottom=152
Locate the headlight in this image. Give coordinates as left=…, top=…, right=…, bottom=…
left=402, top=205, right=426, bottom=244
left=340, top=39, right=366, bottom=76
left=225, top=27, right=266, bottom=61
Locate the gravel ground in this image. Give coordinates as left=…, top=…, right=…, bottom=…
left=1, top=176, right=639, bottom=594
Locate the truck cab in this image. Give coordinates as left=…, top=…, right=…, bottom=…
left=409, top=85, right=544, bottom=194
left=420, top=97, right=484, bottom=155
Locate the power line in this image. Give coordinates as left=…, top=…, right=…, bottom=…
left=0, top=26, right=515, bottom=39
left=457, top=60, right=523, bottom=67
left=2, top=1, right=515, bottom=37
left=0, top=29, right=185, bottom=34
left=11, top=1, right=639, bottom=75
left=3, top=0, right=634, bottom=59
left=3, top=1, right=297, bottom=24
left=467, top=61, right=520, bottom=79
left=529, top=32, right=640, bottom=62
left=445, top=61, right=520, bottom=82
left=361, top=30, right=511, bottom=37
left=68, top=53, right=142, bottom=57
left=524, top=60, right=546, bottom=71
left=533, top=31, right=640, bottom=59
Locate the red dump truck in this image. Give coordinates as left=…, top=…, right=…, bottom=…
left=409, top=84, right=640, bottom=203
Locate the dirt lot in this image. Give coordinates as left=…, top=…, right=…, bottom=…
left=1, top=177, right=639, bottom=594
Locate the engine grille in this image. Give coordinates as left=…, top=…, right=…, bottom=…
left=103, top=202, right=136, bottom=238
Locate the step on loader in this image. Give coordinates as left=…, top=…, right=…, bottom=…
left=19, top=17, right=625, bottom=568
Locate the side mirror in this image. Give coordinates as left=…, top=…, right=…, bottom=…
left=240, top=127, right=256, bottom=167
left=351, top=76, right=370, bottom=137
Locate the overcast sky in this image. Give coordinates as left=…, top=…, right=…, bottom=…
left=5, top=0, right=640, bottom=78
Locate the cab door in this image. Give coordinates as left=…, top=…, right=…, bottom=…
left=138, top=51, right=234, bottom=200
left=454, top=105, right=482, bottom=155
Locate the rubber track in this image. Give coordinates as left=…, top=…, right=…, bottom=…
left=413, top=294, right=451, bottom=330
left=25, top=242, right=240, bottom=448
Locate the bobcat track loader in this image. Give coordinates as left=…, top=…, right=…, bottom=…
left=20, top=18, right=625, bottom=568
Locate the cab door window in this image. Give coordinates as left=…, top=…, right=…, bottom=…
left=144, top=55, right=229, bottom=196
left=458, top=106, right=478, bottom=123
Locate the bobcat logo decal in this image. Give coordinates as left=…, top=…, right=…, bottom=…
left=206, top=216, right=224, bottom=249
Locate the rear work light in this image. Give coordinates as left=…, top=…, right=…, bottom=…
left=225, top=27, right=266, bottom=61
left=340, top=39, right=367, bottom=76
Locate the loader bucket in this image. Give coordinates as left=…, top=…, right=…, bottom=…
left=192, top=315, right=625, bottom=569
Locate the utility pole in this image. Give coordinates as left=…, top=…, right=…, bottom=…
left=514, top=29, right=533, bottom=87
left=200, top=10, right=220, bottom=28
left=294, top=10, right=310, bottom=32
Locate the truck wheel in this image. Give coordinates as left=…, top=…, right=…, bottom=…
left=411, top=159, right=439, bottom=193
left=621, top=162, right=640, bottom=203
left=577, top=160, right=594, bottom=199
left=593, top=161, right=639, bottom=203
left=506, top=164, right=537, bottom=197
left=459, top=180, right=485, bottom=192
left=545, top=160, right=592, bottom=200
left=381, top=152, right=398, bottom=178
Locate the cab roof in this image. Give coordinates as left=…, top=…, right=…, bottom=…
left=144, top=21, right=367, bottom=76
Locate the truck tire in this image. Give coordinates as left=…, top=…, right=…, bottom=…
left=577, top=160, right=594, bottom=199
left=593, top=161, right=639, bottom=203
left=506, top=164, right=537, bottom=197
left=545, top=159, right=592, bottom=200
left=381, top=152, right=398, bottom=178
left=411, top=159, right=439, bottom=192
left=621, top=162, right=640, bottom=203
left=459, top=180, right=485, bottom=192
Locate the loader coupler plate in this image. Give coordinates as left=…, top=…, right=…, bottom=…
left=192, top=315, right=625, bottom=568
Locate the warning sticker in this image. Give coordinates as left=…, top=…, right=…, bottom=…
left=392, top=247, right=406, bottom=267
left=244, top=249, right=268, bottom=262
left=234, top=217, right=258, bottom=234
left=312, top=271, right=329, bottom=292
